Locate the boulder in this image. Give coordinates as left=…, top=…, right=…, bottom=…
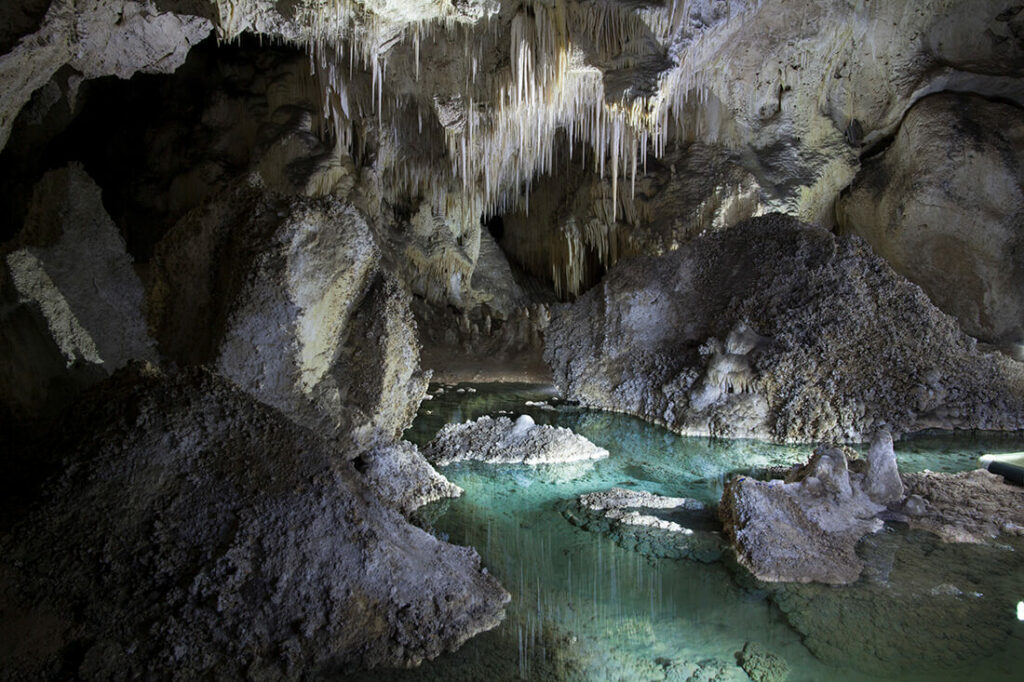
left=424, top=415, right=609, bottom=466
left=149, top=177, right=430, bottom=450
left=0, top=365, right=508, bottom=679
left=358, top=440, right=462, bottom=516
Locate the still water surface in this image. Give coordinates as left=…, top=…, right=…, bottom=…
left=359, top=383, right=1024, bottom=681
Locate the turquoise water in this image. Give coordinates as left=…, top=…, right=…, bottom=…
left=366, top=384, right=1024, bottom=681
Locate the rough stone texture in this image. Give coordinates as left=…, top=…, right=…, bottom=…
left=737, top=642, right=789, bottom=682
left=720, top=444, right=886, bottom=584
left=899, top=468, right=1024, bottom=543
left=545, top=214, right=1024, bottom=443
left=0, top=0, right=211, bottom=151
left=0, top=164, right=156, bottom=419
left=561, top=488, right=725, bottom=563
left=424, top=414, right=609, bottom=466
left=862, top=430, right=903, bottom=505
left=0, top=365, right=509, bottom=679
left=838, top=93, right=1024, bottom=348
left=359, top=440, right=463, bottom=516
left=149, top=177, right=430, bottom=450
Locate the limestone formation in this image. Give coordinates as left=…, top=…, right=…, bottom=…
left=562, top=488, right=725, bottom=563
left=838, top=93, right=1024, bottom=348
left=737, top=642, right=789, bottom=682
left=0, top=365, right=509, bottom=679
left=898, top=468, right=1024, bottom=544
left=0, top=164, right=156, bottom=419
left=720, top=444, right=887, bottom=584
left=424, top=414, right=609, bottom=466
left=359, top=440, right=463, bottom=516
left=545, top=214, right=1024, bottom=443
left=149, top=177, right=429, bottom=450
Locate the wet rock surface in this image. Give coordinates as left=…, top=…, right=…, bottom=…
left=562, top=488, right=725, bottom=563
left=545, top=214, right=1024, bottom=443
left=898, top=468, right=1024, bottom=543
left=736, top=642, right=789, bottom=682
left=425, top=414, right=610, bottom=466
left=0, top=365, right=508, bottom=679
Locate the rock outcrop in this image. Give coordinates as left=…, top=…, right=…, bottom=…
left=545, top=214, right=1024, bottom=443
left=898, top=468, right=1024, bottom=544
left=838, top=93, right=1024, bottom=349
left=721, top=430, right=1024, bottom=585
left=149, top=177, right=429, bottom=450
left=424, top=414, right=609, bottom=466
left=0, top=164, right=156, bottom=419
left=719, top=440, right=889, bottom=585
left=0, top=365, right=508, bottom=679
left=562, top=488, right=725, bottom=563
left=359, top=440, right=463, bottom=516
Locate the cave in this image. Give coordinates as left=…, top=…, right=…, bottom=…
left=1, top=1, right=1023, bottom=680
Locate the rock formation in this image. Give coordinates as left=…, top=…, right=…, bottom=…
left=721, top=430, right=1024, bottom=585
left=838, top=93, right=1024, bottom=351
left=562, top=488, right=724, bottom=563
left=545, top=214, right=1024, bottom=443
left=425, top=414, right=609, bottom=466
left=0, top=164, right=156, bottom=419
left=0, top=365, right=509, bottom=679
left=1, top=0, right=1024, bottom=678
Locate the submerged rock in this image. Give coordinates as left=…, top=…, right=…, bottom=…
left=545, top=214, right=1024, bottom=443
left=0, top=365, right=508, bottom=679
left=563, top=488, right=724, bottom=563
left=737, top=642, right=789, bottom=682
left=767, top=525, right=1024, bottom=677
left=424, top=415, right=609, bottom=466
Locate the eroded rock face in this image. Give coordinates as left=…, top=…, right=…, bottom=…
left=0, top=164, right=156, bottom=419
left=545, top=214, right=1024, bottom=443
left=838, top=93, right=1024, bottom=348
left=562, top=488, right=724, bottom=563
left=0, top=365, right=509, bottom=679
left=149, top=177, right=429, bottom=450
left=424, top=414, right=609, bottom=466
